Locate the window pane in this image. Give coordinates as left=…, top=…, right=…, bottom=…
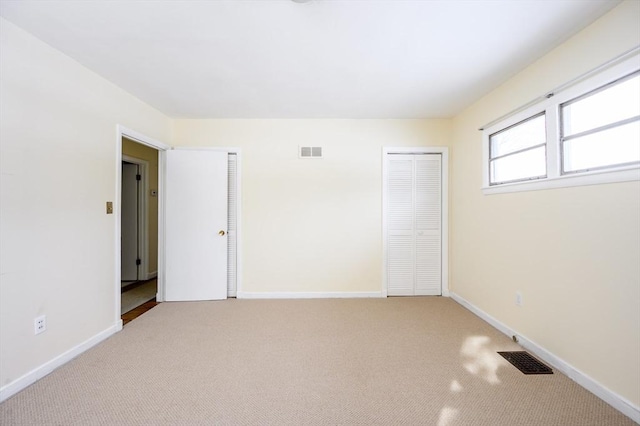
left=490, top=114, right=545, bottom=158
left=490, top=146, right=546, bottom=184
left=563, top=120, right=640, bottom=173
left=562, top=73, right=640, bottom=137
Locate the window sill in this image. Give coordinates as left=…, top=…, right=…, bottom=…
left=482, top=166, right=640, bottom=195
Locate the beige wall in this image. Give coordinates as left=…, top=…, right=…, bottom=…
left=122, top=138, right=159, bottom=275
left=172, top=119, right=451, bottom=294
left=450, top=0, right=640, bottom=407
left=0, top=18, right=170, bottom=390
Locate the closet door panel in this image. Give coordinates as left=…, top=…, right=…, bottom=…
left=415, top=155, right=442, bottom=295
left=227, top=154, right=238, bottom=297
left=387, top=156, right=415, bottom=296
left=415, top=232, right=441, bottom=295
left=388, top=157, right=414, bottom=232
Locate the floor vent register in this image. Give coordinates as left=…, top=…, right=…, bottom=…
left=498, top=351, right=553, bottom=375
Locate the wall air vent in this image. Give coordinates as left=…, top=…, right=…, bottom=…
left=299, top=146, right=323, bottom=159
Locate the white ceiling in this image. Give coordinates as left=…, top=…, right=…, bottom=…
left=0, top=0, right=620, bottom=119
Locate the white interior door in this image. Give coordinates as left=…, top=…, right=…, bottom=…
left=165, top=149, right=228, bottom=301
left=121, top=162, right=139, bottom=281
left=387, top=154, right=442, bottom=296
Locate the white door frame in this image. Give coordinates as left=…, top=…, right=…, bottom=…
left=382, top=147, right=449, bottom=297
left=122, top=155, right=149, bottom=281
left=116, top=126, right=170, bottom=328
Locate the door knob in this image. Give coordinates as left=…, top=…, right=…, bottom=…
left=219, top=230, right=226, bottom=236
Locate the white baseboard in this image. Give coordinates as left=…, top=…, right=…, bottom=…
left=0, top=323, right=121, bottom=403
left=449, top=292, right=640, bottom=424
left=237, top=291, right=386, bottom=299
left=145, top=271, right=157, bottom=280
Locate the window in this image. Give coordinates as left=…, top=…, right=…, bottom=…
left=560, top=71, right=640, bottom=174
left=482, top=54, right=640, bottom=194
left=489, top=113, right=546, bottom=185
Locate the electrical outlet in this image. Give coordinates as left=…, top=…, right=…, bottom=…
left=34, top=315, right=46, bottom=335
left=515, top=292, right=523, bottom=306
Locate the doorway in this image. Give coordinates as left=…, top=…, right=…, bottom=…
left=115, top=126, right=243, bottom=326
left=121, top=138, right=159, bottom=315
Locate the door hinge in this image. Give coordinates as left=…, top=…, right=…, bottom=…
left=136, top=174, right=141, bottom=181
left=136, top=259, right=141, bottom=265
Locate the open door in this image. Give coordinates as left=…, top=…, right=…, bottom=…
left=165, top=149, right=228, bottom=301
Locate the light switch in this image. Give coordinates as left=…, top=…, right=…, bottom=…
left=106, top=201, right=113, bottom=214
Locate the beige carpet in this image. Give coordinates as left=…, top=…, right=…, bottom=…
left=0, top=298, right=634, bottom=425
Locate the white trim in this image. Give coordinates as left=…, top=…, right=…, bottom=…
left=117, top=125, right=171, bottom=151
left=158, top=149, right=166, bottom=302
left=145, top=270, right=158, bottom=280
left=122, top=155, right=149, bottom=281
left=449, top=292, right=640, bottom=424
left=115, top=132, right=123, bottom=317
left=382, top=147, right=449, bottom=297
left=237, top=291, right=385, bottom=299
left=482, top=166, right=639, bottom=195
left=0, top=324, right=120, bottom=403
left=170, top=146, right=239, bottom=152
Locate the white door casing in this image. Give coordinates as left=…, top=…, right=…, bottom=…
left=165, top=149, right=229, bottom=301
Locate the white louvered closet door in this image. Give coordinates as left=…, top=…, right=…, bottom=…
left=414, top=156, right=441, bottom=295
left=227, top=154, right=238, bottom=297
left=387, top=154, right=442, bottom=296
left=388, top=156, right=415, bottom=295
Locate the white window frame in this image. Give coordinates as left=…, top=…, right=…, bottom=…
left=488, top=111, right=548, bottom=186
left=483, top=54, right=640, bottom=195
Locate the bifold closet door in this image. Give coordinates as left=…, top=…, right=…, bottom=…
left=414, top=155, right=442, bottom=295
left=227, top=154, right=238, bottom=297
left=387, top=154, right=441, bottom=296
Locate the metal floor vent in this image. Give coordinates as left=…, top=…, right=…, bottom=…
left=498, top=351, right=553, bottom=375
